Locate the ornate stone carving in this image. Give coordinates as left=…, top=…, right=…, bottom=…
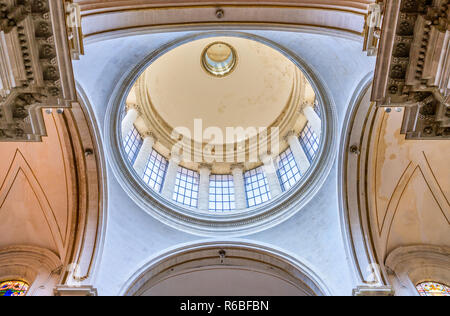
left=0, top=0, right=79, bottom=141
left=371, top=0, right=450, bottom=139
left=363, top=3, right=383, bottom=56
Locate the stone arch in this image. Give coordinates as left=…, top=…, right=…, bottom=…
left=339, top=70, right=450, bottom=296
left=385, top=245, right=450, bottom=296
left=120, top=241, right=332, bottom=296
left=55, top=84, right=108, bottom=290
left=0, top=246, right=61, bottom=296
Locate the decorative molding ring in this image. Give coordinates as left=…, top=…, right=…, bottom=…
left=104, top=31, right=338, bottom=237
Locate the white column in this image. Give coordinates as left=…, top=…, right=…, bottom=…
left=133, top=133, right=155, bottom=177
left=198, top=164, right=212, bottom=211
left=231, top=164, right=247, bottom=210
left=260, top=154, right=282, bottom=198
left=303, top=104, right=322, bottom=137
left=161, top=153, right=181, bottom=200
left=285, top=131, right=311, bottom=175
left=121, top=108, right=139, bottom=141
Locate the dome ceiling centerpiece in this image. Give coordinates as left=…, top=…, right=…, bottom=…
left=201, top=41, right=237, bottom=77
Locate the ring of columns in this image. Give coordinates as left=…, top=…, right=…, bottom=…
left=105, top=32, right=337, bottom=236
left=121, top=103, right=322, bottom=211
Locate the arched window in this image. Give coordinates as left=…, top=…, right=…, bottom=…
left=209, top=174, right=235, bottom=212
left=0, top=281, right=29, bottom=296
left=277, top=147, right=302, bottom=192
left=416, top=282, right=450, bottom=296
left=142, top=148, right=168, bottom=193
left=173, top=167, right=200, bottom=208
left=299, top=123, right=320, bottom=163
left=123, top=125, right=142, bottom=164
left=244, top=167, right=271, bottom=208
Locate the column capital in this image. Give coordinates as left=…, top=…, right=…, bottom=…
left=143, top=130, right=157, bottom=141
left=259, top=152, right=276, bottom=165
left=230, top=163, right=245, bottom=172
left=284, top=130, right=297, bottom=142
left=134, top=104, right=144, bottom=116
left=126, top=106, right=140, bottom=115
left=125, top=103, right=137, bottom=110
left=169, top=151, right=182, bottom=164
left=300, top=101, right=314, bottom=112
left=198, top=163, right=212, bottom=172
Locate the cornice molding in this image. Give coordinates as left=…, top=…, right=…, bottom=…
left=371, top=0, right=450, bottom=139
left=75, top=1, right=372, bottom=39
left=0, top=0, right=78, bottom=141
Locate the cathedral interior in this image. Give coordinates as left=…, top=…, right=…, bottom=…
left=0, top=0, right=449, bottom=297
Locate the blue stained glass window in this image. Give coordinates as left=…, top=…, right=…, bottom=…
left=143, top=148, right=168, bottom=193
left=244, top=167, right=271, bottom=208
left=173, top=167, right=200, bottom=208
left=299, top=123, right=320, bottom=163
left=123, top=126, right=142, bottom=164
left=209, top=174, right=236, bottom=212
left=0, top=281, right=29, bottom=296
left=277, top=147, right=302, bottom=192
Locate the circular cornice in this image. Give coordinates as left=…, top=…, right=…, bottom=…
left=104, top=31, right=338, bottom=237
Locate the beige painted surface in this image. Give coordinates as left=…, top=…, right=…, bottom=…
left=370, top=110, right=450, bottom=258
left=0, top=112, right=74, bottom=259
left=143, top=36, right=295, bottom=137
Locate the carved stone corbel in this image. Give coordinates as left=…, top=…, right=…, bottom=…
left=371, top=0, right=450, bottom=139
left=0, top=0, right=81, bottom=142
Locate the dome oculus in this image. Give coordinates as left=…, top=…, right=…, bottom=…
left=202, top=42, right=237, bottom=77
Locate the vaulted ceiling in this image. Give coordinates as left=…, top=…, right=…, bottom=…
left=0, top=112, right=74, bottom=260
left=73, top=0, right=375, bottom=39
left=370, top=109, right=450, bottom=260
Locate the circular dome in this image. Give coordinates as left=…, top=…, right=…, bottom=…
left=107, top=32, right=335, bottom=237
left=202, top=42, right=237, bottom=77
left=139, top=36, right=298, bottom=158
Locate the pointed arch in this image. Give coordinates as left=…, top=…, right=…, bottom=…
left=0, top=149, right=65, bottom=255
